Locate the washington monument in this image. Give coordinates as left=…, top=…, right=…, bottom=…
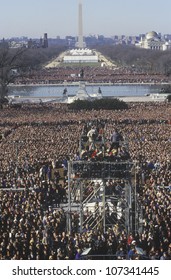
left=77, top=0, right=85, bottom=48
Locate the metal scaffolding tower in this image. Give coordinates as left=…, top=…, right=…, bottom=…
left=65, top=121, right=142, bottom=235
left=67, top=158, right=138, bottom=234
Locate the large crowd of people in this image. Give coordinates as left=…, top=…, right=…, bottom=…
left=0, top=101, right=171, bottom=260
left=13, top=66, right=169, bottom=85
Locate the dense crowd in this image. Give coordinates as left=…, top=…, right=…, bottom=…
left=0, top=101, right=171, bottom=260
left=14, top=66, right=169, bottom=85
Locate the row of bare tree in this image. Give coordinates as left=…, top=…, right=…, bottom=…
left=96, top=45, right=171, bottom=75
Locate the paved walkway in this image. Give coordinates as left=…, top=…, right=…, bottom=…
left=8, top=95, right=166, bottom=104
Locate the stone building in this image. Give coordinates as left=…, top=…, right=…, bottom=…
left=136, top=31, right=171, bottom=51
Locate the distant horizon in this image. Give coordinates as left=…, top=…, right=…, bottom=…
left=0, top=0, right=171, bottom=39
left=1, top=31, right=171, bottom=41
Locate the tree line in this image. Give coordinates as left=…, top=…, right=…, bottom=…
left=95, top=45, right=171, bottom=75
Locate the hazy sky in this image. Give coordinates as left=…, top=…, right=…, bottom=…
left=0, top=0, right=171, bottom=39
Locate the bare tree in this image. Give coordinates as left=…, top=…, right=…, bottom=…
left=0, top=44, right=67, bottom=104
left=0, top=45, right=26, bottom=101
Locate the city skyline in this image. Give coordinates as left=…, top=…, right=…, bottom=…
left=0, top=0, right=171, bottom=39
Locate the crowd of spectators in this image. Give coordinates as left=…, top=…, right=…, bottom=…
left=14, top=66, right=169, bottom=85
left=0, top=101, right=171, bottom=260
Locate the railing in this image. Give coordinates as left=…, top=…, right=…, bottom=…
left=71, top=161, right=133, bottom=179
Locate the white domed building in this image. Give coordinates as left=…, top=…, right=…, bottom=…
left=136, top=31, right=171, bottom=51
left=145, top=31, right=159, bottom=41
